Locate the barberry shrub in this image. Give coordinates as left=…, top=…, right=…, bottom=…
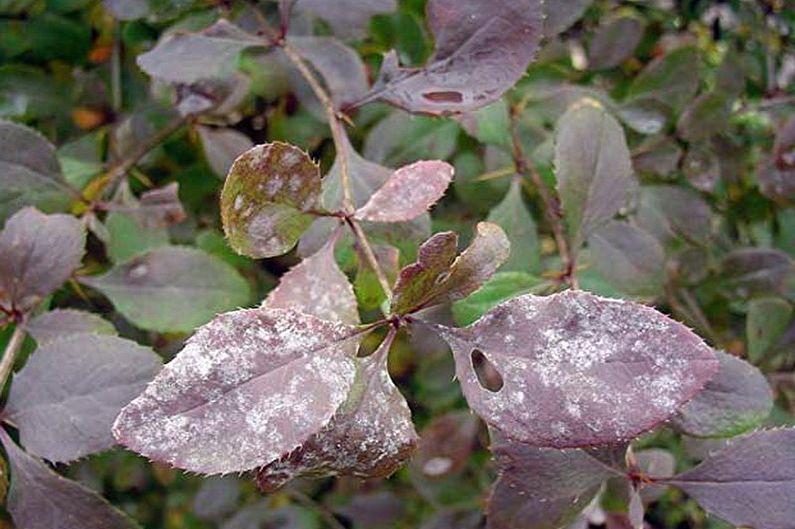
left=0, top=0, right=794, bottom=528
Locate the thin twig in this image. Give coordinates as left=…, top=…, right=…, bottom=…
left=508, top=102, right=576, bottom=288
left=349, top=218, right=393, bottom=300
left=678, top=288, right=721, bottom=346
left=286, top=489, right=347, bottom=529
left=474, top=165, right=515, bottom=182
left=0, top=321, right=26, bottom=392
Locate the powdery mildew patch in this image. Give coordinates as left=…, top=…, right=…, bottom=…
left=112, top=308, right=362, bottom=475
left=439, top=290, right=719, bottom=448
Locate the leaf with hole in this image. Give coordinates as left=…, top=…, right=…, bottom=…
left=221, top=142, right=321, bottom=258
left=358, top=0, right=544, bottom=115
left=6, top=334, right=162, bottom=462
left=435, top=290, right=719, bottom=448
left=113, top=308, right=363, bottom=475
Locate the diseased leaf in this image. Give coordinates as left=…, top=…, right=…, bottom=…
left=0, top=207, right=85, bottom=312
left=747, top=297, right=793, bottom=363
left=676, top=92, right=731, bottom=143
left=293, top=0, right=396, bottom=39
left=587, top=220, right=665, bottom=297
left=136, top=20, right=262, bottom=84
left=256, top=330, right=417, bottom=491
left=354, top=161, right=453, bottom=223
left=720, top=248, right=794, bottom=298
left=263, top=230, right=359, bottom=325
left=359, top=0, right=544, bottom=115
left=555, top=102, right=636, bottom=253
left=673, top=351, right=773, bottom=438
left=487, top=429, right=624, bottom=529
left=113, top=308, right=362, bottom=475
left=486, top=179, right=540, bottom=273
left=588, top=14, right=645, bottom=70
left=436, top=291, right=718, bottom=448
left=80, top=246, right=250, bottom=333
left=24, top=309, right=116, bottom=345
left=625, top=46, right=702, bottom=112
left=391, top=222, right=510, bottom=315
left=452, top=271, right=544, bottom=327
left=0, top=430, right=140, bottom=529
left=221, top=142, right=321, bottom=258
left=635, top=185, right=712, bottom=247
left=410, top=411, right=480, bottom=479
left=197, top=125, right=255, bottom=179
left=0, top=119, right=73, bottom=221
left=6, top=334, right=162, bottom=462
left=665, top=428, right=795, bottom=529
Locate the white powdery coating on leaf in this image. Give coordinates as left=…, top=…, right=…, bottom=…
left=112, top=308, right=360, bottom=475
left=442, top=290, right=718, bottom=448
left=263, top=237, right=359, bottom=325
left=355, top=161, right=453, bottom=223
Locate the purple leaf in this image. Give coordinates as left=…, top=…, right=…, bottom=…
left=107, top=183, right=186, bottom=229
left=665, top=428, right=795, bottom=529
left=756, top=155, right=795, bottom=202
left=255, top=330, right=417, bottom=490
left=391, top=222, right=510, bottom=315
left=80, top=246, right=250, bottom=333
left=24, top=309, right=116, bottom=345
left=634, top=448, right=675, bottom=504
left=221, top=142, right=322, bottom=258
left=355, top=161, right=454, bottom=223
left=672, top=351, right=773, bottom=438
left=197, top=126, right=255, bottom=179
left=293, top=0, right=396, bottom=40
left=359, top=0, right=544, bottom=115
left=555, top=102, right=637, bottom=253
left=588, top=14, right=646, bottom=70
left=436, top=290, right=719, bottom=448
left=720, top=248, right=794, bottom=298
left=0, top=207, right=85, bottom=313
left=487, top=429, right=625, bottom=529
left=263, top=231, right=360, bottom=325
left=676, top=92, right=732, bottom=143
left=544, top=0, right=593, bottom=37
left=5, top=334, right=162, bottom=463
left=0, top=119, right=73, bottom=221
left=0, top=430, right=139, bottom=529
left=113, top=308, right=363, bottom=475
left=635, top=185, right=712, bottom=247
left=136, top=20, right=262, bottom=84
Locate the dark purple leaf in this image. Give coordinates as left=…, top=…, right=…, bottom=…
left=358, top=0, right=544, bottom=115
left=672, top=351, right=773, bottom=438
left=355, top=161, right=454, bottom=222
left=197, top=125, right=255, bottom=179
left=0, top=430, right=139, bottom=529
left=24, top=309, right=116, bottom=345
left=587, top=220, right=665, bottom=297
left=665, top=428, right=795, bottom=529
left=293, top=0, right=396, bottom=39
left=221, top=142, right=321, bottom=258
left=391, top=222, right=510, bottom=315
left=720, top=248, right=794, bottom=298
left=336, top=491, right=406, bottom=529
left=555, top=102, right=637, bottom=253
left=113, top=308, right=363, bottom=475
left=263, top=230, right=359, bottom=325
left=107, top=183, right=186, bottom=229
left=487, top=429, right=625, bottom=529
left=436, top=290, right=718, bottom=448
left=136, top=20, right=262, bottom=84
left=80, top=246, right=250, bottom=333
left=255, top=330, right=417, bottom=490
left=410, top=411, right=480, bottom=479
left=0, top=207, right=85, bottom=313
left=6, top=334, right=162, bottom=463
left=635, top=185, right=712, bottom=247
left=0, top=119, right=73, bottom=221
left=632, top=137, right=683, bottom=177
left=588, top=14, right=645, bottom=70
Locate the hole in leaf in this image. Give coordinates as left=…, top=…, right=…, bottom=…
left=471, top=349, right=503, bottom=392
left=422, top=91, right=464, bottom=103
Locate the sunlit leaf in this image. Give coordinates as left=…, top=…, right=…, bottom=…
left=24, top=309, right=116, bottom=345
left=221, top=142, right=321, bottom=258
left=80, top=246, right=250, bottom=333
left=358, top=0, right=543, bottom=115
left=0, top=431, right=140, bottom=529
left=6, top=334, right=162, bottom=462
left=0, top=207, right=85, bottom=312
left=436, top=290, right=718, bottom=447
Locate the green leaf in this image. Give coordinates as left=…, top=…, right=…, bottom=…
left=452, top=271, right=543, bottom=326
left=81, top=246, right=251, bottom=333
left=457, top=100, right=511, bottom=146
left=486, top=179, right=540, bottom=272
left=747, top=297, right=793, bottom=363
left=676, top=92, right=731, bottom=143
left=626, top=46, right=702, bottom=112
left=105, top=212, right=170, bottom=264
